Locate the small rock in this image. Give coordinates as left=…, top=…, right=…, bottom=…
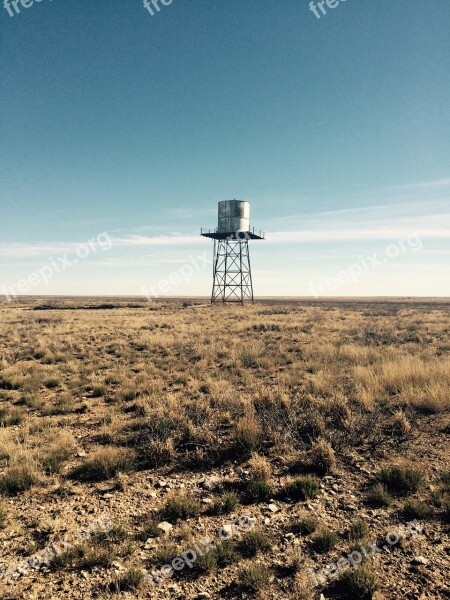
left=200, top=476, right=221, bottom=491
left=157, top=481, right=169, bottom=488
left=157, top=521, right=173, bottom=533
left=268, top=504, right=279, bottom=513
left=218, top=524, right=233, bottom=537
left=196, top=593, right=211, bottom=600
left=412, top=556, right=429, bottom=566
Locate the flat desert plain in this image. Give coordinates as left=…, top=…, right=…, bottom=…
left=0, top=297, right=449, bottom=599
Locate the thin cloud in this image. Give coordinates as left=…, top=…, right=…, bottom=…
left=268, top=227, right=449, bottom=244
left=393, top=178, right=450, bottom=190
left=1, top=199, right=448, bottom=259
left=112, top=234, right=201, bottom=247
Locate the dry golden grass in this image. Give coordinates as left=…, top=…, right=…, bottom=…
left=247, top=453, right=272, bottom=482
left=0, top=297, right=448, bottom=598
left=308, top=438, right=336, bottom=474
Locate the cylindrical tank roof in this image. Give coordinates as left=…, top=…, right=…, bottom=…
left=218, top=200, right=250, bottom=233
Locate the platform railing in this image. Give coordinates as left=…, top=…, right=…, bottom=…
left=201, top=227, right=265, bottom=239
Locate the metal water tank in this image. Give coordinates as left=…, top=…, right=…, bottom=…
left=217, top=200, right=250, bottom=233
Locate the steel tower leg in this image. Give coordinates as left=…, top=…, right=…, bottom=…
left=211, top=239, right=254, bottom=304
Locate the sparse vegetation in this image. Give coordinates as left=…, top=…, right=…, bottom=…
left=349, top=519, right=369, bottom=541
left=308, top=438, right=336, bottom=474
left=0, top=459, right=40, bottom=495
left=41, top=431, right=76, bottom=474
left=402, top=500, right=433, bottom=520
left=192, top=549, right=218, bottom=574
left=0, top=407, right=23, bottom=427
left=239, top=563, right=270, bottom=592
left=291, top=515, right=318, bottom=536
left=293, top=571, right=314, bottom=599
left=52, top=543, right=112, bottom=571
left=286, top=476, right=320, bottom=501
left=379, top=465, right=425, bottom=496
left=0, top=503, right=7, bottom=528
left=442, top=498, right=450, bottom=523
left=114, top=567, right=145, bottom=591
left=245, top=479, right=273, bottom=503
left=0, top=297, right=448, bottom=598
left=234, top=415, right=263, bottom=454
left=338, top=566, right=379, bottom=599
left=238, top=530, right=272, bottom=557
left=154, top=541, right=179, bottom=566
left=140, top=519, right=162, bottom=539
left=366, top=484, right=392, bottom=507
left=70, top=447, right=135, bottom=481
left=311, top=528, right=338, bottom=553
left=215, top=539, right=237, bottom=567
left=161, top=493, right=201, bottom=521
left=210, top=492, right=240, bottom=515
left=247, top=453, right=272, bottom=481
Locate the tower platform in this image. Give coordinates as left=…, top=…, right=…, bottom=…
left=200, top=229, right=265, bottom=240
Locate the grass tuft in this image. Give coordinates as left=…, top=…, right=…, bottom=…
left=286, top=476, right=320, bottom=501
left=402, top=500, right=433, bottom=520
left=238, top=530, right=272, bottom=557
left=239, top=563, right=270, bottom=592
left=337, top=566, right=379, bottom=600
left=366, top=483, right=392, bottom=507
left=115, top=568, right=145, bottom=591
left=379, top=465, right=425, bottom=496
left=311, top=528, right=338, bottom=553
left=70, top=447, right=135, bottom=482
left=234, top=416, right=263, bottom=454
left=0, top=460, right=40, bottom=495
left=349, top=519, right=369, bottom=541
left=161, top=493, right=201, bottom=522
left=291, top=515, right=318, bottom=536
left=308, top=439, right=336, bottom=474
left=210, top=492, right=240, bottom=515
left=244, top=479, right=273, bottom=503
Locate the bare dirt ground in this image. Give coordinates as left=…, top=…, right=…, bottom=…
left=0, top=297, right=449, bottom=599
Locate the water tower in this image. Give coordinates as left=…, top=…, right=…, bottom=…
left=201, top=200, right=265, bottom=304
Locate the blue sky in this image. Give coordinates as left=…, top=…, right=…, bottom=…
left=1, top=0, right=449, bottom=297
